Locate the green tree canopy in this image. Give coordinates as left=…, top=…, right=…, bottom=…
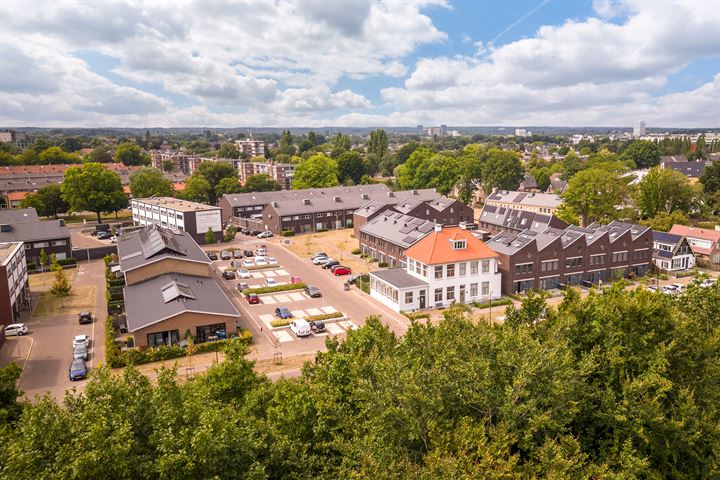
left=39, top=146, right=79, bottom=164
left=178, top=173, right=211, bottom=204
left=215, top=177, right=243, bottom=197
left=20, top=184, right=68, bottom=219
left=278, top=130, right=296, bottom=155
left=88, top=144, right=114, bottom=163
left=292, top=154, right=339, bottom=189
left=114, top=142, right=150, bottom=166
left=634, top=166, right=696, bottom=218
left=196, top=162, right=238, bottom=204
left=561, top=151, right=582, bottom=181
left=242, top=174, right=282, bottom=193
left=620, top=140, right=661, bottom=169
left=61, top=163, right=128, bottom=223
left=561, top=168, right=629, bottom=226
left=129, top=167, right=173, bottom=199
left=217, top=143, right=240, bottom=159
left=337, top=151, right=366, bottom=185
left=482, top=148, right=523, bottom=192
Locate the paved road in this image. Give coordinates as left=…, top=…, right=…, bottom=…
left=15, top=260, right=107, bottom=401
left=207, top=234, right=411, bottom=360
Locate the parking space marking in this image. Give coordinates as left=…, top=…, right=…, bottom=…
left=250, top=272, right=265, bottom=279
left=264, top=271, right=277, bottom=277
left=273, top=331, right=294, bottom=343
left=274, top=294, right=291, bottom=303
left=291, top=309, right=306, bottom=317
left=277, top=269, right=288, bottom=275
left=326, top=323, right=344, bottom=335
left=307, top=307, right=323, bottom=316
left=262, top=296, right=277, bottom=304
left=313, top=332, right=329, bottom=337
left=259, top=313, right=274, bottom=323
left=339, top=320, right=358, bottom=331
left=288, top=292, right=305, bottom=301
left=320, top=306, right=336, bottom=314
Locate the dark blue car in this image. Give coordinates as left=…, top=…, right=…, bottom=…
left=69, top=359, right=88, bottom=381
left=274, top=307, right=294, bottom=319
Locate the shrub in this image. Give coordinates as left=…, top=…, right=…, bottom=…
left=675, top=270, right=698, bottom=278
left=473, top=298, right=513, bottom=309
left=306, top=311, right=343, bottom=322
left=281, top=230, right=295, bottom=237
left=57, top=258, right=77, bottom=266
left=659, top=273, right=669, bottom=281
left=403, top=312, right=430, bottom=320
left=271, top=319, right=290, bottom=328
left=378, top=262, right=388, bottom=268
left=351, top=248, right=361, bottom=255
left=244, top=282, right=306, bottom=295
left=26, top=262, right=36, bottom=270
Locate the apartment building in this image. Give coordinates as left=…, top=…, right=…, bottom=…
left=0, top=242, right=30, bottom=332
left=237, top=161, right=295, bottom=190
left=234, top=139, right=265, bottom=157
left=486, top=221, right=652, bottom=295
left=369, top=225, right=502, bottom=312
left=484, top=190, right=562, bottom=215
left=652, top=231, right=695, bottom=272
left=118, top=225, right=238, bottom=348
left=0, top=130, right=28, bottom=149
left=131, top=197, right=222, bottom=245
left=358, top=212, right=435, bottom=267
left=0, top=208, right=71, bottom=264
left=477, top=204, right=567, bottom=237
left=151, top=151, right=203, bottom=175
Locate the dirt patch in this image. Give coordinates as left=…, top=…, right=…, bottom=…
left=29, top=269, right=77, bottom=289
left=253, top=353, right=316, bottom=374
left=283, top=229, right=379, bottom=274
left=32, top=286, right=95, bottom=317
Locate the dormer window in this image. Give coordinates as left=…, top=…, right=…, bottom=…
left=450, top=239, right=467, bottom=250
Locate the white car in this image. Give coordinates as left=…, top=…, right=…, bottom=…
left=5, top=323, right=28, bottom=336
left=268, top=257, right=278, bottom=265
left=671, top=283, right=685, bottom=292
left=255, top=257, right=267, bottom=266
left=289, top=319, right=311, bottom=337
left=265, top=278, right=277, bottom=287
left=109, top=236, right=117, bottom=243
left=699, top=278, right=716, bottom=288
left=73, top=334, right=90, bottom=348
left=312, top=256, right=330, bottom=265
left=242, top=258, right=255, bottom=267
left=661, top=285, right=680, bottom=295
left=238, top=269, right=251, bottom=279
left=255, top=248, right=268, bottom=256
left=257, top=231, right=273, bottom=238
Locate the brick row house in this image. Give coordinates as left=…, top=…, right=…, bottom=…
left=486, top=221, right=653, bottom=295
left=477, top=204, right=568, bottom=238
left=358, top=212, right=435, bottom=267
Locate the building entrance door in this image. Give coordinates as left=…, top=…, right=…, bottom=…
left=419, top=290, right=426, bottom=309
left=459, top=285, right=465, bottom=303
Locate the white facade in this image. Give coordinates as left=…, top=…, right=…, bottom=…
left=131, top=199, right=222, bottom=235
left=653, top=237, right=695, bottom=272
left=1, top=241, right=29, bottom=321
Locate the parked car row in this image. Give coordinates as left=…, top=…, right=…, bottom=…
left=70, top=334, right=91, bottom=381
left=310, top=252, right=352, bottom=276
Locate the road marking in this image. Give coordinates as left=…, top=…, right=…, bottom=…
left=273, top=331, right=294, bottom=343
left=15, top=336, right=35, bottom=385
left=276, top=269, right=288, bottom=275
left=259, top=313, right=274, bottom=323
left=326, top=323, right=344, bottom=335
left=274, top=294, right=290, bottom=303
left=291, top=309, right=305, bottom=318
left=264, top=271, right=277, bottom=277
left=262, top=296, right=277, bottom=304
left=320, top=306, right=335, bottom=314
left=288, top=292, right=305, bottom=301
left=307, top=307, right=322, bottom=316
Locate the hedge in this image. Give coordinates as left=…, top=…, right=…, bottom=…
left=378, top=262, right=388, bottom=268
left=473, top=298, right=513, bottom=309
left=675, top=270, right=698, bottom=278
left=281, top=230, right=295, bottom=237
left=351, top=248, right=361, bottom=255
left=270, top=319, right=290, bottom=327
left=306, top=311, right=343, bottom=322
left=226, top=263, right=276, bottom=272
left=244, top=282, right=306, bottom=295
left=403, top=312, right=431, bottom=320
left=26, top=262, right=36, bottom=270
left=57, top=258, right=77, bottom=266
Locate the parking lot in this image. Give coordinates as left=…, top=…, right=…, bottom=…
left=207, top=234, right=410, bottom=357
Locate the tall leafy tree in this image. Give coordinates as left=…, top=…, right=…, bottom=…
left=215, top=177, right=243, bottom=197
left=242, top=174, right=281, bottom=193
left=620, top=140, right=661, bottom=168
left=178, top=173, right=211, bottom=204
left=279, top=130, right=296, bottom=155
left=337, top=151, right=366, bottom=185
left=561, top=168, right=628, bottom=226
left=40, top=146, right=79, bottom=164
left=114, top=142, right=150, bottom=166
left=88, top=144, right=114, bottom=163
left=482, top=148, right=523, bottom=192
left=62, top=163, right=128, bottom=223
left=292, top=154, right=339, bottom=189
left=217, top=143, right=240, bottom=159
left=196, top=162, right=238, bottom=204
left=634, top=166, right=696, bottom=217
left=129, top=167, right=173, bottom=199
left=20, top=184, right=68, bottom=218
left=561, top=151, right=582, bottom=181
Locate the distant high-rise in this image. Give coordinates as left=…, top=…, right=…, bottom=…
left=633, top=120, right=646, bottom=138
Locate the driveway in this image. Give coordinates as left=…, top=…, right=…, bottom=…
left=8, top=260, right=107, bottom=401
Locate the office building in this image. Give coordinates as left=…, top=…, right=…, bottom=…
left=131, top=197, right=222, bottom=245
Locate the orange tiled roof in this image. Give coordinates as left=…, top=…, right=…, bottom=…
left=172, top=182, right=185, bottom=191
left=405, top=226, right=498, bottom=265
left=6, top=191, right=28, bottom=201
left=669, top=225, right=720, bottom=242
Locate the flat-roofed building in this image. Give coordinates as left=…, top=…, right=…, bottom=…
left=0, top=242, right=30, bottom=338
left=131, top=197, right=222, bottom=245
left=485, top=190, right=562, bottom=215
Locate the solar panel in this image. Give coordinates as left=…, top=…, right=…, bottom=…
left=513, top=192, right=527, bottom=203
left=139, top=225, right=184, bottom=259
left=418, top=223, right=434, bottom=233
left=160, top=281, right=195, bottom=303
left=402, top=235, right=418, bottom=244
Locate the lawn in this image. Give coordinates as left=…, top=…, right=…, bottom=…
left=29, top=269, right=77, bottom=289
left=283, top=229, right=379, bottom=274
left=33, top=286, right=95, bottom=317
left=61, top=210, right=133, bottom=224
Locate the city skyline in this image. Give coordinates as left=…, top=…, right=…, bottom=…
left=1, top=0, right=718, bottom=128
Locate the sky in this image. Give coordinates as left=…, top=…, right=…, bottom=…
left=0, top=0, right=718, bottom=128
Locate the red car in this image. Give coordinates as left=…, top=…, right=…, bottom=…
left=246, top=293, right=260, bottom=304
left=333, top=266, right=352, bottom=276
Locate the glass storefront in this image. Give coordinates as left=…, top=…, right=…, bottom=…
left=147, top=329, right=180, bottom=347
left=196, top=323, right=227, bottom=343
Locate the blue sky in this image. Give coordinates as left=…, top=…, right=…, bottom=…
left=1, top=0, right=718, bottom=127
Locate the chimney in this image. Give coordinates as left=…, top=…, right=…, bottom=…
left=434, top=224, right=442, bottom=232
left=361, top=193, right=369, bottom=200
left=58, top=219, right=65, bottom=226
left=412, top=189, right=418, bottom=195
left=272, top=201, right=278, bottom=207
left=387, top=192, right=394, bottom=197
left=333, top=196, right=341, bottom=202
left=459, top=222, right=467, bottom=230
left=302, top=199, right=311, bottom=205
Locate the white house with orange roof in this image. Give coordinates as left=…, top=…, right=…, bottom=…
left=669, top=224, right=720, bottom=267
left=369, top=225, right=502, bottom=312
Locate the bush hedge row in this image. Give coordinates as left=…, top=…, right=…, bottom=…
left=306, top=311, right=343, bottom=322
left=281, top=230, right=295, bottom=237
left=244, top=282, right=306, bottom=295
left=473, top=298, right=514, bottom=309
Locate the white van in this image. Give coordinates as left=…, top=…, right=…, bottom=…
left=289, top=319, right=311, bottom=337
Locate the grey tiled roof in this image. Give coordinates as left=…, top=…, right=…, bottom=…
left=486, top=190, right=562, bottom=209
left=662, top=161, right=708, bottom=178
left=124, top=273, right=238, bottom=332
left=117, top=224, right=210, bottom=272
left=0, top=208, right=70, bottom=243
left=222, top=184, right=391, bottom=208
left=360, top=212, right=434, bottom=248
left=370, top=268, right=428, bottom=289
left=478, top=205, right=559, bottom=232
